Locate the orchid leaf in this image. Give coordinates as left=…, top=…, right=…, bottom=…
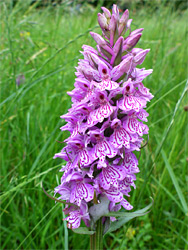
left=103, top=217, right=111, bottom=235
left=104, top=198, right=153, bottom=234
left=104, top=197, right=153, bottom=217
left=72, top=227, right=95, bottom=235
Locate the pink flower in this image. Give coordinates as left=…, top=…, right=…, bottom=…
left=54, top=4, right=153, bottom=229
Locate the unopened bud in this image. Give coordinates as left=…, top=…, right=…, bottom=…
left=130, top=28, right=144, bottom=36
left=90, top=32, right=113, bottom=55
left=134, top=49, right=150, bottom=65
left=126, top=19, right=132, bottom=33
left=109, top=14, right=117, bottom=47
left=101, top=6, right=111, bottom=19
left=97, top=45, right=111, bottom=60
left=111, top=55, right=133, bottom=81
left=86, top=51, right=103, bottom=67
left=118, top=9, right=129, bottom=36
left=98, top=13, right=108, bottom=30
left=112, top=4, right=119, bottom=18
left=119, top=56, right=133, bottom=73
left=123, top=33, right=142, bottom=51
left=110, top=36, right=123, bottom=66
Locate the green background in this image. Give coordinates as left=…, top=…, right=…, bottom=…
left=0, top=0, right=187, bottom=249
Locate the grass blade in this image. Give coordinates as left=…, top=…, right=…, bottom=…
left=161, top=149, right=188, bottom=215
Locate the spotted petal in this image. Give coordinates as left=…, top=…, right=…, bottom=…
left=79, top=148, right=94, bottom=166
left=83, top=183, right=94, bottom=202
left=123, top=152, right=139, bottom=174
left=119, top=95, right=146, bottom=112
left=110, top=128, right=136, bottom=149
left=137, top=82, right=154, bottom=100
left=70, top=183, right=94, bottom=206
left=88, top=103, right=116, bottom=127
left=124, top=117, right=146, bottom=136
left=66, top=211, right=81, bottom=229
left=95, top=79, right=119, bottom=91
left=95, top=140, right=117, bottom=159
left=123, top=175, right=136, bottom=189
left=120, top=198, right=133, bottom=210
left=104, top=187, right=123, bottom=202
left=100, top=165, right=126, bottom=190
left=136, top=109, right=149, bottom=122
left=118, top=180, right=132, bottom=193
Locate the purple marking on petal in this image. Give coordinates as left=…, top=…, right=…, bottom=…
left=131, top=68, right=153, bottom=83
left=71, top=182, right=94, bottom=205
left=70, top=123, right=79, bottom=137
left=105, top=187, right=123, bottom=202
left=124, top=175, right=136, bottom=189
left=84, top=183, right=94, bottom=201
left=122, top=152, right=139, bottom=174
left=136, top=109, right=149, bottom=122
left=79, top=149, right=91, bottom=166
left=120, top=198, right=133, bottom=210
left=87, top=109, right=98, bottom=127
left=110, top=165, right=127, bottom=180
left=137, top=82, right=153, bottom=98
left=125, top=118, right=143, bottom=136
left=96, top=79, right=119, bottom=91
left=100, top=170, right=112, bottom=190
left=96, top=103, right=115, bottom=120
left=124, top=152, right=138, bottom=166
left=95, top=140, right=117, bottom=159
left=118, top=180, right=132, bottom=192
left=110, top=128, right=132, bottom=149
left=100, top=165, right=126, bottom=189
left=66, top=212, right=81, bottom=229
left=88, top=103, right=115, bottom=127
left=70, top=186, right=78, bottom=205
left=119, top=95, right=146, bottom=112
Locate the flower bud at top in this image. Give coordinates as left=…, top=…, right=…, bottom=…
left=90, top=32, right=113, bottom=55
left=110, top=36, right=124, bottom=66
left=126, top=19, right=132, bottom=33
left=98, top=13, right=108, bottom=30
left=112, top=4, right=119, bottom=19
left=118, top=9, right=129, bottom=36
left=101, top=6, right=111, bottom=19
left=109, top=14, right=117, bottom=47
left=123, top=33, right=142, bottom=51
left=130, top=28, right=144, bottom=36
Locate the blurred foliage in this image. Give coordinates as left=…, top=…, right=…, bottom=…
left=4, top=0, right=188, bottom=11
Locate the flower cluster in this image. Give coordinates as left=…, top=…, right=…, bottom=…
left=54, top=4, right=153, bottom=229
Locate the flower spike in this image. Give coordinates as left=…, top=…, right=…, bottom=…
left=53, top=4, right=153, bottom=230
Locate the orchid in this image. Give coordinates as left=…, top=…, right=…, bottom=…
left=53, top=4, right=153, bottom=247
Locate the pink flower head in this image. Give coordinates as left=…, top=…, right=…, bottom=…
left=54, top=4, right=153, bottom=229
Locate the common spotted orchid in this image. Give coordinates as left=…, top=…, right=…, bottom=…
left=53, top=4, right=153, bottom=234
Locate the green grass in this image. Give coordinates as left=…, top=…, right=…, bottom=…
left=0, top=1, right=188, bottom=249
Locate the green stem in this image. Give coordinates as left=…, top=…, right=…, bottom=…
left=90, top=218, right=103, bottom=250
